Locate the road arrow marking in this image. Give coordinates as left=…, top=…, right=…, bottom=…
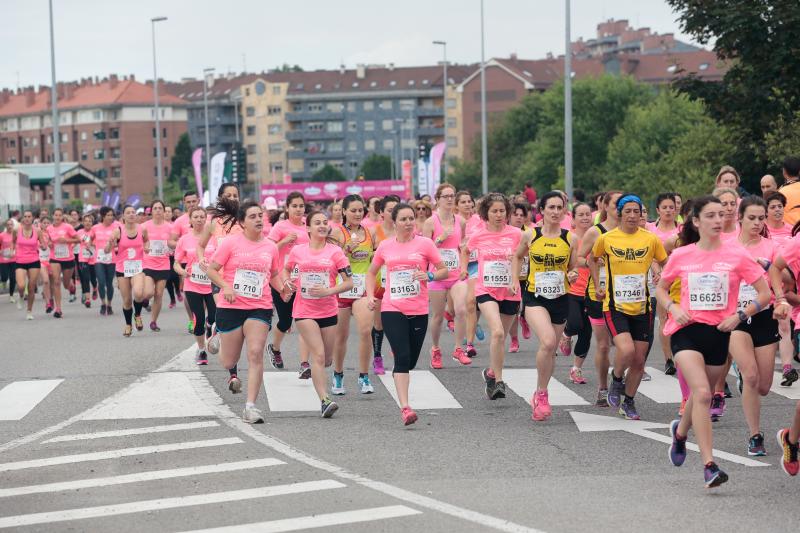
left=569, top=411, right=770, bottom=467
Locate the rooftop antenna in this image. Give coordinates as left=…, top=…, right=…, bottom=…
left=242, top=53, right=246, bottom=73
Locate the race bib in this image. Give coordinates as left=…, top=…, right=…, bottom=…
left=39, top=248, right=49, bottom=262
left=440, top=248, right=459, bottom=270
left=340, top=272, right=365, bottom=299
left=613, top=274, right=646, bottom=304
left=149, top=240, right=167, bottom=257
left=123, top=259, right=143, bottom=277
left=534, top=270, right=565, bottom=298
left=380, top=265, right=387, bottom=287
left=189, top=263, right=211, bottom=286
left=688, top=272, right=729, bottom=311
left=54, top=243, right=70, bottom=259
left=97, top=249, right=112, bottom=263
left=72, top=243, right=80, bottom=255
left=520, top=258, right=529, bottom=278
left=81, top=247, right=93, bottom=259
left=233, top=269, right=265, bottom=299
left=284, top=254, right=300, bottom=279
left=389, top=269, right=420, bottom=299
left=468, top=250, right=478, bottom=262
left=737, top=280, right=757, bottom=312
left=647, top=269, right=657, bottom=294
left=483, top=260, right=512, bottom=288
left=300, top=271, right=329, bottom=300
left=2, top=249, right=12, bottom=259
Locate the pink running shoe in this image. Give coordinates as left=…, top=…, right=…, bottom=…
left=509, top=337, right=520, bottom=353
left=558, top=334, right=572, bottom=357
left=531, top=390, right=552, bottom=421
left=465, top=343, right=477, bottom=358
left=520, top=317, right=531, bottom=339
left=430, top=347, right=443, bottom=369
left=569, top=366, right=587, bottom=384
left=373, top=355, right=385, bottom=375
left=452, top=346, right=472, bottom=365
left=401, top=406, right=418, bottom=426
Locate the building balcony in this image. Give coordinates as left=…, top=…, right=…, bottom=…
left=416, top=126, right=445, bottom=137
left=285, top=111, right=345, bottom=122
left=286, top=149, right=344, bottom=160
left=416, top=106, right=444, bottom=117
left=285, top=130, right=346, bottom=141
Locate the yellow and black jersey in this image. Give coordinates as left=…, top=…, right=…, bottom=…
left=592, top=227, right=667, bottom=315
left=586, top=223, right=607, bottom=303
left=526, top=227, right=571, bottom=298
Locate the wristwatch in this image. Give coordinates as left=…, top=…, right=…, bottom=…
left=737, top=309, right=748, bottom=322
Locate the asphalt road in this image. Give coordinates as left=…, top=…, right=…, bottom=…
left=1, top=290, right=799, bottom=532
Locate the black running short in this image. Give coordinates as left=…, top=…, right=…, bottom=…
left=734, top=307, right=780, bottom=348
left=15, top=261, right=41, bottom=270
left=51, top=259, right=75, bottom=269
left=523, top=291, right=568, bottom=324
left=296, top=315, right=338, bottom=329
left=604, top=308, right=652, bottom=343
left=476, top=293, right=520, bottom=316
left=144, top=268, right=172, bottom=281
left=215, top=308, right=273, bottom=333
left=671, top=323, right=730, bottom=366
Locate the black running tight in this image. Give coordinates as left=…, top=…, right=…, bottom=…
left=185, top=291, right=216, bottom=336
left=77, top=261, right=97, bottom=294
left=271, top=287, right=295, bottom=333
left=381, top=312, right=428, bottom=373
left=565, top=294, right=592, bottom=358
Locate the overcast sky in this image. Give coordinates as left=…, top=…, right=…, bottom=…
left=2, top=0, right=701, bottom=90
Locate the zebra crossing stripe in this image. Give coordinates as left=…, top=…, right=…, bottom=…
left=635, top=367, right=682, bottom=404
left=263, top=372, right=321, bottom=411
left=0, top=379, right=63, bottom=421
left=379, top=371, right=462, bottom=409
left=503, top=369, right=590, bottom=405
left=770, top=372, right=800, bottom=399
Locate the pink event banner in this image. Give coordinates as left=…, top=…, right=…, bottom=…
left=261, top=180, right=410, bottom=203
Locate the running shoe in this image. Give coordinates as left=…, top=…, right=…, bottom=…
left=267, top=343, right=284, bottom=369
left=608, top=378, right=625, bottom=408
left=298, top=362, right=311, bottom=380
left=669, top=419, right=687, bottom=467
left=227, top=374, right=242, bottom=394
left=84, top=300, right=91, bottom=309
left=569, top=366, right=587, bottom=384
left=186, top=320, right=193, bottom=334
left=196, top=349, right=208, bottom=366
left=475, top=324, right=485, bottom=341
left=358, top=375, right=374, bottom=394
left=679, top=398, right=687, bottom=417
left=331, top=372, right=346, bottom=395
left=92, top=287, right=98, bottom=300
left=733, top=361, right=743, bottom=394
left=509, top=337, right=520, bottom=353
left=401, top=406, right=418, bottom=426
left=53, top=309, right=62, bottom=318
left=150, top=321, right=161, bottom=332
left=242, top=406, right=265, bottom=424
left=169, top=301, right=176, bottom=309
left=483, top=368, right=497, bottom=399
left=452, top=346, right=472, bottom=366
left=373, top=355, right=385, bottom=375
left=781, top=367, right=799, bottom=387
left=494, top=381, right=507, bottom=399
left=206, top=325, right=220, bottom=355
left=444, top=310, right=454, bottom=331
left=134, top=315, right=144, bottom=331
left=557, top=334, right=572, bottom=357
left=703, top=462, right=728, bottom=488
left=710, top=393, right=725, bottom=421
left=106, top=306, right=113, bottom=315
left=465, top=343, right=477, bottom=358
left=123, top=325, right=132, bottom=337
left=68, top=293, right=75, bottom=303
left=664, top=359, right=676, bottom=376
left=520, top=317, right=531, bottom=339
left=144, top=304, right=152, bottom=313
left=619, top=398, right=640, bottom=420
left=26, top=312, right=33, bottom=321
left=430, top=346, right=443, bottom=369
left=748, top=432, right=766, bottom=456
left=177, top=291, right=184, bottom=302
left=45, top=304, right=53, bottom=314
left=8, top=294, right=14, bottom=303
left=531, top=390, right=551, bottom=421
left=642, top=371, right=651, bottom=382
left=723, top=381, right=733, bottom=398
left=777, top=428, right=800, bottom=476
left=321, top=397, right=338, bottom=418
left=595, top=388, right=609, bottom=407
left=16, top=299, right=22, bottom=310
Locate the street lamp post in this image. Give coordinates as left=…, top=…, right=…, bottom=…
left=49, top=0, right=61, bottom=208
left=479, top=0, right=488, bottom=195
left=433, top=40, right=447, bottom=178
left=151, top=16, right=167, bottom=200
left=564, top=0, right=573, bottom=200
left=203, top=68, right=215, bottom=182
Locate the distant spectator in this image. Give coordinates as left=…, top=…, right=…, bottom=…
left=779, top=156, right=800, bottom=224
left=572, top=188, right=586, bottom=203
left=760, top=174, right=778, bottom=197
left=524, top=183, right=537, bottom=205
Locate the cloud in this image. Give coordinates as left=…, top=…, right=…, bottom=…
left=344, top=33, right=441, bottom=67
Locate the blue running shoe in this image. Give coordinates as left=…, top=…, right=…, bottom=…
left=331, top=372, right=346, bottom=395
left=703, top=461, right=728, bottom=488
left=608, top=378, right=625, bottom=408
left=618, top=398, right=640, bottom=420
left=669, top=419, right=687, bottom=466
left=475, top=324, right=485, bottom=341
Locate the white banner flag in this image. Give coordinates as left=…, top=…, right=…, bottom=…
left=417, top=160, right=428, bottom=199
left=209, top=152, right=227, bottom=205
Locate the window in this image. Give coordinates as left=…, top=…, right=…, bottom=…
left=246, top=125, right=256, bottom=136
left=163, top=147, right=168, bottom=157
left=309, top=161, right=320, bottom=170
left=364, top=139, right=375, bottom=150
left=382, top=139, right=394, bottom=150
left=61, top=132, right=68, bottom=143
left=326, top=102, right=343, bottom=112
left=111, top=147, right=120, bottom=159
left=267, top=106, right=281, bottom=116
left=293, top=104, right=302, bottom=112
left=328, top=141, right=343, bottom=152
left=111, top=167, right=121, bottom=178
left=332, top=160, right=344, bottom=170
left=307, top=122, right=324, bottom=132
left=389, top=80, right=397, bottom=86
left=308, top=103, right=323, bottom=113
left=154, top=166, right=158, bottom=177
left=268, top=124, right=282, bottom=134
left=446, top=98, right=457, bottom=109
left=363, top=121, right=375, bottom=131
left=347, top=121, right=357, bottom=132
left=352, top=82, right=359, bottom=88
left=81, top=150, right=88, bottom=161
left=246, top=144, right=256, bottom=155
left=247, top=163, right=257, bottom=173
left=699, top=63, right=709, bottom=71
left=347, top=102, right=356, bottom=112
left=447, top=136, right=458, bottom=147
left=23, top=138, right=30, bottom=148
left=314, top=84, right=322, bottom=90
left=363, top=101, right=374, bottom=111
left=272, top=85, right=281, bottom=95
left=94, top=149, right=105, bottom=160
left=422, top=79, right=429, bottom=85
left=32, top=138, right=38, bottom=147
left=93, top=110, right=102, bottom=120
left=9, top=139, right=15, bottom=147
left=399, top=99, right=415, bottom=109
left=109, top=128, right=119, bottom=139
left=446, top=117, right=457, bottom=128
left=152, top=128, right=157, bottom=138
left=349, top=161, right=359, bottom=168
left=270, top=163, right=284, bottom=172
left=245, top=106, right=255, bottom=117
left=153, top=147, right=158, bottom=157
left=667, top=65, right=677, bottom=73
left=23, top=155, right=30, bottom=163
left=380, top=100, right=393, bottom=110
left=408, top=80, right=415, bottom=86
left=268, top=142, right=283, bottom=154
left=347, top=141, right=357, bottom=152
left=327, top=121, right=343, bottom=133
left=382, top=119, right=393, bottom=131
left=163, top=128, right=167, bottom=138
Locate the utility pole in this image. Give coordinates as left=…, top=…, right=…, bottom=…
left=151, top=16, right=167, bottom=199
left=564, top=0, right=574, bottom=199
left=479, top=0, right=488, bottom=194
left=49, top=0, right=61, bottom=208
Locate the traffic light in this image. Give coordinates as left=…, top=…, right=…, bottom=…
left=418, top=142, right=428, bottom=161
left=230, top=144, right=247, bottom=183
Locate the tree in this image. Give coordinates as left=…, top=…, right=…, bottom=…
left=273, top=63, right=304, bottom=73
left=666, top=0, right=800, bottom=187
left=312, top=164, right=346, bottom=182
left=169, top=133, right=193, bottom=188
left=359, top=154, right=392, bottom=181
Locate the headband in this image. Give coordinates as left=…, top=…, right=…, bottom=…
left=617, top=194, right=643, bottom=214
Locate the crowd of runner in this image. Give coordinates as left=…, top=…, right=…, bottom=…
left=5, top=157, right=800, bottom=489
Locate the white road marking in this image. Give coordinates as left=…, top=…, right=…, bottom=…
left=262, top=372, right=321, bottom=411
left=569, top=411, right=769, bottom=467
left=635, top=367, right=682, bottom=403
left=379, top=370, right=462, bottom=409
left=42, top=421, right=220, bottom=443
left=0, top=437, right=242, bottom=472
left=0, top=480, right=345, bottom=529
left=0, top=379, right=63, bottom=420
left=0, top=458, right=284, bottom=498
left=83, top=372, right=216, bottom=419
left=503, top=369, right=589, bottom=405
left=770, top=372, right=800, bottom=399
left=182, top=505, right=422, bottom=533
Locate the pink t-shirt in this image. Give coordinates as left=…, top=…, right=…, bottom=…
left=76, top=228, right=96, bottom=264
left=361, top=216, right=380, bottom=231
left=46, top=223, right=77, bottom=261
left=142, top=220, right=172, bottom=271
left=465, top=214, right=485, bottom=263
left=647, top=222, right=680, bottom=244
left=721, top=227, right=739, bottom=243
left=171, top=214, right=191, bottom=239
left=212, top=233, right=281, bottom=310
left=286, top=243, right=349, bottom=319
left=175, top=232, right=216, bottom=295
left=467, top=224, right=522, bottom=302
left=559, top=212, right=574, bottom=231
left=372, top=235, right=442, bottom=315
left=430, top=212, right=463, bottom=281
left=768, top=222, right=793, bottom=247
left=114, top=226, right=144, bottom=274
left=0, top=231, right=14, bottom=263
left=90, top=222, right=120, bottom=264
left=268, top=219, right=310, bottom=273
left=660, top=243, right=764, bottom=336
left=14, top=227, right=40, bottom=264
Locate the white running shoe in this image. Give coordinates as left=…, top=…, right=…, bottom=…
left=242, top=406, right=265, bottom=424
left=26, top=312, right=33, bottom=320
left=206, top=325, right=220, bottom=355
left=358, top=375, right=374, bottom=394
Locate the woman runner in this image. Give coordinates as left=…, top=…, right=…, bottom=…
left=90, top=206, right=120, bottom=316
left=76, top=214, right=98, bottom=308
left=106, top=205, right=146, bottom=337
left=12, top=210, right=48, bottom=320
left=369, top=194, right=400, bottom=375
left=46, top=208, right=79, bottom=318
left=142, top=200, right=173, bottom=331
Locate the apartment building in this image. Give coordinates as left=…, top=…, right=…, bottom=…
left=0, top=75, right=187, bottom=202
